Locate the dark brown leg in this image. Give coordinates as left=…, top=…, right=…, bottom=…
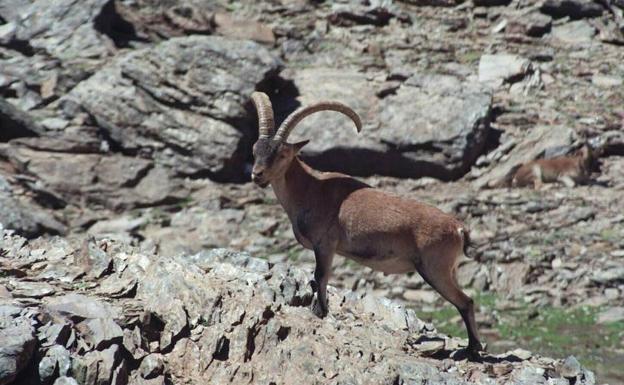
left=416, top=264, right=483, bottom=359
left=311, top=246, right=334, bottom=318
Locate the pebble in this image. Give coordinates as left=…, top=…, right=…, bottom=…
left=592, top=75, right=623, bottom=88
left=597, top=307, right=624, bottom=324
left=558, top=355, right=581, bottom=378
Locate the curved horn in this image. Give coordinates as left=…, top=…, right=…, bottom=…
left=251, top=92, right=275, bottom=139
left=274, top=101, right=362, bottom=143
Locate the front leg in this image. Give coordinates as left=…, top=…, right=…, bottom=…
left=311, top=245, right=335, bottom=318
left=531, top=164, right=543, bottom=189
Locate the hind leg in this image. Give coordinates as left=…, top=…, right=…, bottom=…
left=416, top=262, right=482, bottom=358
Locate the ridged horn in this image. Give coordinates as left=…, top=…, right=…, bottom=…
left=274, top=101, right=362, bottom=143
left=251, top=92, right=275, bottom=139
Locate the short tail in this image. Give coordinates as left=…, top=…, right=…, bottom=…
left=460, top=227, right=472, bottom=258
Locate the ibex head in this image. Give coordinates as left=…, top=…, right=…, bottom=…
left=250, top=91, right=361, bottom=188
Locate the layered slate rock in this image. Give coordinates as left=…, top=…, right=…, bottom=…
left=64, top=35, right=282, bottom=181
left=281, top=68, right=492, bottom=180
left=2, top=135, right=186, bottom=210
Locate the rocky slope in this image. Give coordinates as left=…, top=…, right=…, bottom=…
left=1, top=0, right=623, bottom=383
left=0, top=230, right=596, bottom=385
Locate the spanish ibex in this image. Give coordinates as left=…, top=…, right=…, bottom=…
left=511, top=144, right=599, bottom=188
left=250, top=92, right=482, bottom=357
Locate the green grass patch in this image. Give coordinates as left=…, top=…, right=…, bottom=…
left=457, top=50, right=482, bottom=64
left=417, top=292, right=624, bottom=383
left=600, top=228, right=618, bottom=243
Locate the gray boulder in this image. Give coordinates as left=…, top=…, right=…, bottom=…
left=139, top=354, right=164, bottom=379
left=551, top=20, right=597, bottom=44
left=0, top=0, right=33, bottom=22
left=6, top=280, right=56, bottom=298
left=77, top=318, right=124, bottom=350
left=39, top=345, right=72, bottom=382
left=280, top=69, right=492, bottom=180
left=0, top=47, right=94, bottom=111
left=478, top=54, right=533, bottom=87
left=53, top=377, right=79, bottom=385
left=13, top=0, right=113, bottom=63
left=63, top=35, right=282, bottom=181
left=0, top=320, right=36, bottom=385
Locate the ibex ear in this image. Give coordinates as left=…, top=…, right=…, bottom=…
left=293, top=140, right=309, bottom=153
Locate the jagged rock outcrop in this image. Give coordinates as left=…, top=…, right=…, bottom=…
left=0, top=231, right=596, bottom=385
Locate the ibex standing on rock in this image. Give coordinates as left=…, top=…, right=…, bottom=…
left=250, top=92, right=483, bottom=358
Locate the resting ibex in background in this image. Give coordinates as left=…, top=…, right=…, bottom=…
left=250, top=92, right=483, bottom=358
left=511, top=144, right=599, bottom=188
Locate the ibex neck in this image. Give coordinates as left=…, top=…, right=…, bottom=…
left=271, top=158, right=317, bottom=215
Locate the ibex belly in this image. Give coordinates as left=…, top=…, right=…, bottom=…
left=342, top=252, right=416, bottom=274
left=337, top=241, right=416, bottom=274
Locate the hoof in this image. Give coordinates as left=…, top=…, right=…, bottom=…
left=466, top=342, right=484, bottom=362
left=467, top=349, right=482, bottom=362
left=311, top=298, right=328, bottom=319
